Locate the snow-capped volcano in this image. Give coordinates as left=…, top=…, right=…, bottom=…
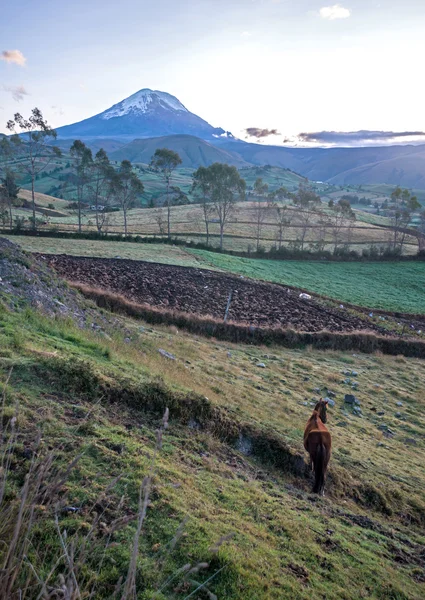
left=101, top=89, right=189, bottom=120
left=55, top=88, right=231, bottom=141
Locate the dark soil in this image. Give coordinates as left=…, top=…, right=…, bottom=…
left=38, top=254, right=395, bottom=334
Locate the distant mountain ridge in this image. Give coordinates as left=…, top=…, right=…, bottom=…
left=218, top=141, right=425, bottom=188
left=53, top=88, right=425, bottom=187
left=55, top=88, right=234, bottom=141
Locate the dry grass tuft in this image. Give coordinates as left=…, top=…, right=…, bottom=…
left=72, top=283, right=425, bottom=358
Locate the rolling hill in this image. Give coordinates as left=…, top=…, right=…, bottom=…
left=221, top=141, right=425, bottom=187
left=109, top=134, right=249, bottom=168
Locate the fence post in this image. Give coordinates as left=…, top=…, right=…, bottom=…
left=224, top=291, right=233, bottom=323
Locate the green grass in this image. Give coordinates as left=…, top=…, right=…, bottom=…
left=1, top=286, right=425, bottom=598
left=188, top=250, right=425, bottom=313
left=2, top=236, right=207, bottom=267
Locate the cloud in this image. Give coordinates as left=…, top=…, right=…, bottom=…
left=51, top=105, right=64, bottom=116
left=319, top=4, right=351, bottom=20
left=297, top=130, right=425, bottom=147
left=241, top=31, right=252, bottom=38
left=3, top=85, right=30, bottom=101
left=1, top=49, right=27, bottom=66
left=245, top=127, right=281, bottom=138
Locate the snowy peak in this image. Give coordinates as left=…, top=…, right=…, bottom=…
left=101, top=89, right=188, bottom=120
left=55, top=88, right=232, bottom=141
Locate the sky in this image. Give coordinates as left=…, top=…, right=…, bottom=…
left=1, top=0, right=425, bottom=146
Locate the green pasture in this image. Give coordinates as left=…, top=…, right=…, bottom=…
left=188, top=250, right=425, bottom=314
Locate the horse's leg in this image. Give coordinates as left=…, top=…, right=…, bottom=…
left=322, top=445, right=331, bottom=496
left=312, top=443, right=326, bottom=495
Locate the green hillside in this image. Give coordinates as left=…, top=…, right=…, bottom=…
left=1, top=239, right=425, bottom=599
left=109, top=135, right=249, bottom=168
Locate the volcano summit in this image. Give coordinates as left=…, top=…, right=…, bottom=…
left=55, top=88, right=232, bottom=141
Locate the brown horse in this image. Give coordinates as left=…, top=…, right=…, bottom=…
left=303, top=399, right=331, bottom=495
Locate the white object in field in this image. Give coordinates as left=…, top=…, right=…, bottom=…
left=299, top=293, right=311, bottom=300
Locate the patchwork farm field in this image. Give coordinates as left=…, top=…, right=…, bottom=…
left=6, top=235, right=425, bottom=314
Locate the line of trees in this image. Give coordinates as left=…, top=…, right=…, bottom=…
left=1, top=107, right=424, bottom=254
left=0, top=108, right=148, bottom=235
left=192, top=163, right=246, bottom=250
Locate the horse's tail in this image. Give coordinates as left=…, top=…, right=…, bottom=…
left=313, top=442, right=327, bottom=494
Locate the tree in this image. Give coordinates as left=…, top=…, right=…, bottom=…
left=70, top=140, right=93, bottom=233
left=418, top=210, right=425, bottom=252
left=251, top=200, right=269, bottom=251
left=388, top=188, right=420, bottom=254
left=113, top=160, right=144, bottom=236
left=150, top=148, right=182, bottom=239
left=6, top=108, right=61, bottom=230
left=294, top=184, right=320, bottom=251
left=272, top=203, right=292, bottom=250
left=192, top=166, right=214, bottom=246
left=329, top=199, right=356, bottom=253
left=0, top=137, right=13, bottom=178
left=275, top=186, right=290, bottom=201
left=0, top=170, right=20, bottom=229
left=153, top=208, right=167, bottom=236
left=295, top=184, right=321, bottom=208
left=196, top=163, right=245, bottom=250
left=0, top=137, right=20, bottom=228
left=253, top=177, right=268, bottom=198
left=89, top=148, right=114, bottom=233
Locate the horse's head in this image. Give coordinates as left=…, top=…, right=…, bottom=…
left=314, top=398, right=328, bottom=424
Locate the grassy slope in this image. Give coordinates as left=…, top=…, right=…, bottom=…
left=4, top=236, right=424, bottom=313
left=2, top=236, right=206, bottom=266
left=1, top=286, right=425, bottom=598
left=239, top=165, right=307, bottom=190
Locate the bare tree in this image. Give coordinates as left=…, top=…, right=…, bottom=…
left=89, top=148, right=114, bottom=233
left=418, top=210, right=425, bottom=252
left=112, top=160, right=144, bottom=236
left=272, top=202, right=291, bottom=250
left=251, top=200, right=269, bottom=251
left=329, top=199, right=356, bottom=253
left=294, top=185, right=321, bottom=251
left=150, top=148, right=182, bottom=239
left=192, top=166, right=214, bottom=246
left=0, top=170, right=20, bottom=229
left=192, top=163, right=245, bottom=250
left=153, top=207, right=167, bottom=236
left=0, top=139, right=20, bottom=228
left=6, top=108, right=61, bottom=230
left=388, top=188, right=420, bottom=254
left=70, top=140, right=93, bottom=233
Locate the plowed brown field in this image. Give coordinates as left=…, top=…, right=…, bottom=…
left=38, top=254, right=397, bottom=334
